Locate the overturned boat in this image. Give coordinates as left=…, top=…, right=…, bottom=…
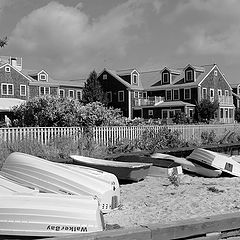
left=152, top=153, right=222, bottom=178
left=0, top=174, right=37, bottom=194
left=70, top=155, right=152, bottom=182
left=0, top=193, right=104, bottom=237
left=1, top=152, right=120, bottom=213
left=187, top=148, right=240, bottom=177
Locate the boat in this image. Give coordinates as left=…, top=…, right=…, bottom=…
left=70, top=155, right=152, bottom=182
left=0, top=174, right=38, bottom=194
left=152, top=152, right=222, bottom=178
left=187, top=148, right=240, bottom=177
left=0, top=152, right=120, bottom=213
left=109, top=152, right=183, bottom=177
left=0, top=193, right=104, bottom=237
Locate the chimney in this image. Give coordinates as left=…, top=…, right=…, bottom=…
left=11, top=57, right=22, bottom=71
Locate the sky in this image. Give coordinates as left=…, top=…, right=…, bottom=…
left=0, top=0, right=240, bottom=84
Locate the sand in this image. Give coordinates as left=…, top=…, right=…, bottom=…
left=104, top=174, right=240, bottom=228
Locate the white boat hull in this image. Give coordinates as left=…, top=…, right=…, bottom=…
left=188, top=148, right=240, bottom=177
left=1, top=152, right=120, bottom=213
left=0, top=193, right=104, bottom=237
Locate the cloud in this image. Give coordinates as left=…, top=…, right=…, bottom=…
left=172, top=0, right=240, bottom=56
left=0, top=0, right=13, bottom=17
left=8, top=0, right=160, bottom=79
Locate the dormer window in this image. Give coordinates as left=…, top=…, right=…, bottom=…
left=132, top=74, right=138, bottom=85
left=162, top=72, right=170, bottom=84
left=5, top=66, right=10, bottom=73
left=103, top=74, right=107, bottom=80
left=186, top=69, right=193, bottom=82
left=39, top=74, right=46, bottom=81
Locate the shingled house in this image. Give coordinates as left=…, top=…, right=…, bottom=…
left=98, top=64, right=235, bottom=123
left=0, top=56, right=84, bottom=122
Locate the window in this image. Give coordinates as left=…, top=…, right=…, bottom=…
left=189, top=109, right=193, bottom=118
left=166, top=90, right=172, bottom=100
left=5, top=66, right=10, bottom=72
left=162, top=110, right=168, bottom=119
left=225, top=90, right=229, bottom=96
left=1, top=83, right=14, bottom=95
left=132, top=74, right=138, bottom=84
left=107, top=91, right=112, bottom=102
left=39, top=86, right=50, bottom=96
left=134, top=91, right=138, bottom=98
left=220, top=108, right=223, bottom=118
left=103, top=74, right=107, bottom=80
left=210, top=88, right=214, bottom=98
left=148, top=110, right=153, bottom=116
left=69, top=90, right=74, bottom=98
left=202, top=88, right=207, bottom=99
left=76, top=91, right=82, bottom=101
left=20, top=85, right=26, bottom=96
left=59, top=89, right=65, bottom=98
left=184, top=88, right=191, bottom=99
left=218, top=89, right=222, bottom=96
left=225, top=108, right=228, bottom=118
left=169, top=110, right=174, bottom=118
left=173, top=89, right=179, bottom=100
left=214, top=70, right=218, bottom=76
left=118, top=91, right=124, bottom=102
left=39, top=74, right=46, bottom=81
left=162, top=72, right=169, bottom=84
left=143, top=92, right=147, bottom=98
left=186, top=70, right=193, bottom=82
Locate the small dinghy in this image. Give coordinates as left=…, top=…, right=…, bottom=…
left=187, top=148, right=240, bottom=177
left=0, top=174, right=37, bottom=194
left=70, top=155, right=152, bottom=182
left=110, top=152, right=182, bottom=177
left=152, top=153, right=222, bottom=178
left=1, top=152, right=120, bottom=213
left=0, top=193, right=104, bottom=237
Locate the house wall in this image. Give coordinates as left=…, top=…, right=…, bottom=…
left=0, top=65, right=29, bottom=100
left=98, top=71, right=129, bottom=117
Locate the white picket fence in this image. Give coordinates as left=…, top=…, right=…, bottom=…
left=0, top=123, right=239, bottom=146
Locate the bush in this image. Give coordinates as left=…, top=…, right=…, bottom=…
left=201, top=130, right=217, bottom=145
left=172, top=112, right=190, bottom=124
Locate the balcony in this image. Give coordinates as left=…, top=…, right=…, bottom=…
left=218, top=95, right=233, bottom=105
left=133, top=96, right=165, bottom=107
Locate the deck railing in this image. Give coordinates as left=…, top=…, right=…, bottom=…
left=133, top=96, right=164, bottom=107
left=0, top=123, right=239, bottom=146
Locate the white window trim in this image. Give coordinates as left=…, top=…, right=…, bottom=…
left=1, top=83, right=14, bottom=95
left=20, top=85, right=26, bottom=96
left=173, top=89, right=179, bottom=100
left=5, top=66, right=11, bottom=73
left=134, top=91, right=138, bottom=98
left=59, top=89, right=65, bottom=98
left=118, top=90, right=124, bottom=102
left=210, top=88, right=214, bottom=98
left=103, top=74, right=107, bottom=80
left=39, top=74, right=47, bottom=81
left=148, top=110, right=153, bottom=116
left=69, top=90, right=74, bottom=98
left=107, top=91, right=112, bottom=102
left=184, top=88, right=191, bottom=100
left=166, top=90, right=172, bottom=100
left=186, top=70, right=193, bottom=82
left=162, top=72, right=169, bottom=84
left=225, top=90, right=229, bottom=96
left=76, top=90, right=82, bottom=100
left=132, top=73, right=138, bottom=85
left=218, top=89, right=222, bottom=96
left=202, top=88, right=207, bottom=99
left=39, top=86, right=50, bottom=96
left=214, top=70, right=218, bottom=76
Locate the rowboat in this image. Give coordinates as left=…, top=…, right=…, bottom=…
left=0, top=193, right=104, bottom=237
left=0, top=174, right=37, bottom=194
left=187, top=148, right=240, bottom=177
left=152, top=153, right=222, bottom=178
left=1, top=152, right=120, bottom=213
left=110, top=152, right=182, bottom=177
left=70, top=155, right=152, bottom=182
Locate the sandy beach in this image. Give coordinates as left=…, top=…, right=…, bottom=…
left=104, top=174, right=240, bottom=229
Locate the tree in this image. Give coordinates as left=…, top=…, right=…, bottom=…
left=235, top=108, right=240, bottom=122
left=195, top=99, right=219, bottom=123
left=172, top=112, right=190, bottom=124
left=82, top=70, right=107, bottom=104
left=0, top=36, right=7, bottom=48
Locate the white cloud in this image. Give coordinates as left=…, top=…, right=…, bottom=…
left=172, top=0, right=240, bottom=56
left=8, top=0, right=161, bottom=79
